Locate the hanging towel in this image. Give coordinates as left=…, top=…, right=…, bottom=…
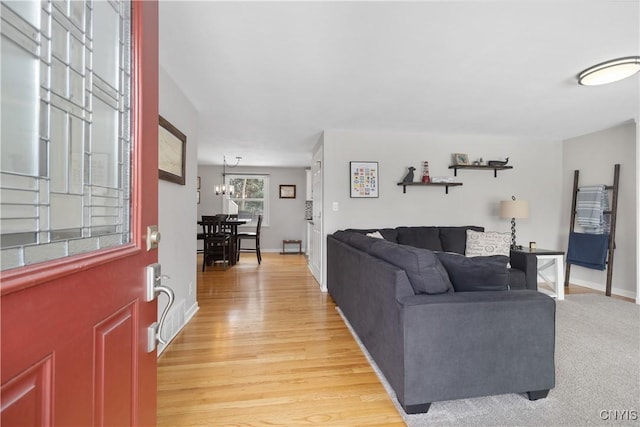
left=576, top=185, right=610, bottom=234
left=566, top=232, right=609, bottom=270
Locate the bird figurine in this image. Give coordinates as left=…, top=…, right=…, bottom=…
left=402, top=166, right=416, bottom=183
left=488, top=157, right=509, bottom=167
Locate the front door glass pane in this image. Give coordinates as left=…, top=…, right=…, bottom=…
left=0, top=0, right=132, bottom=271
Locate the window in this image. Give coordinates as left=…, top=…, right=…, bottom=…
left=227, top=174, right=269, bottom=226
left=0, top=0, right=132, bottom=270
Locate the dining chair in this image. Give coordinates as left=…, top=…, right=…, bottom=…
left=198, top=215, right=218, bottom=253
left=236, top=214, right=263, bottom=264
left=201, top=216, right=231, bottom=271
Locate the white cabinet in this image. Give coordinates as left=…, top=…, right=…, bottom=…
left=308, top=153, right=322, bottom=287
left=305, top=169, right=312, bottom=201
left=306, top=221, right=312, bottom=258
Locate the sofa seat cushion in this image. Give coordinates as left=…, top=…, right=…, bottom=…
left=396, top=226, right=443, bottom=251
left=368, top=239, right=453, bottom=295
left=435, top=252, right=509, bottom=292
left=439, top=226, right=484, bottom=254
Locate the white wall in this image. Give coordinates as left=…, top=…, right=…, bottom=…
left=321, top=129, right=564, bottom=288
left=157, top=67, right=199, bottom=353
left=197, top=165, right=308, bottom=252
left=562, top=121, right=637, bottom=299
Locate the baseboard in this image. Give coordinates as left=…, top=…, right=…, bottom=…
left=567, top=278, right=636, bottom=300
left=184, top=302, right=199, bottom=323
left=262, top=248, right=306, bottom=254
left=157, top=302, right=199, bottom=357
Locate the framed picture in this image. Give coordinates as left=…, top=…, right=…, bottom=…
left=350, top=161, right=378, bottom=198
left=453, top=153, right=469, bottom=165
left=197, top=190, right=200, bottom=204
left=197, top=176, right=201, bottom=189
left=279, top=184, right=296, bottom=199
left=158, top=115, right=186, bottom=185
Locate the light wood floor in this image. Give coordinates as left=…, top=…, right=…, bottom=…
left=157, top=254, right=634, bottom=426
left=157, top=253, right=405, bottom=426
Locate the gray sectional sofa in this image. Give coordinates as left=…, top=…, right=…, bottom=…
left=327, top=226, right=555, bottom=414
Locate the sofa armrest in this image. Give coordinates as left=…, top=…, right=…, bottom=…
left=510, top=250, right=538, bottom=290
left=400, top=291, right=555, bottom=407
left=327, top=235, right=413, bottom=401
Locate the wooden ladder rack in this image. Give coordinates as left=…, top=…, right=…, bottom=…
left=564, top=164, right=620, bottom=296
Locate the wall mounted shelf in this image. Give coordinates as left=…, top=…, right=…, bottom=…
left=448, top=164, right=513, bottom=178
left=397, top=182, right=463, bottom=194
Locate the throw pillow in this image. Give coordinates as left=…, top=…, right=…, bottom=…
left=366, top=231, right=385, bottom=239
left=368, top=240, right=453, bottom=295
left=465, top=230, right=510, bottom=257
left=435, top=252, right=509, bottom=292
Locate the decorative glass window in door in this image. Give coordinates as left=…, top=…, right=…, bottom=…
left=0, top=0, right=132, bottom=270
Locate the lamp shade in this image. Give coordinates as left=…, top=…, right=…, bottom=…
left=500, top=200, right=529, bottom=219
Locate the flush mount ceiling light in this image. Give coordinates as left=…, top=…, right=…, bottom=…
left=578, top=56, right=640, bottom=86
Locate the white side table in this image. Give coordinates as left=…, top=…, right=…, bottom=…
left=513, top=248, right=565, bottom=300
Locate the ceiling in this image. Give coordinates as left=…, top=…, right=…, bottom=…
left=158, top=1, right=640, bottom=167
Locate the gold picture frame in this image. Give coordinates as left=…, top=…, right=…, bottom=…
left=159, top=116, right=186, bottom=185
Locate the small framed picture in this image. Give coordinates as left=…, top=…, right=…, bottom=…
left=158, top=116, right=186, bottom=185
left=453, top=153, right=469, bottom=165
left=279, top=184, right=296, bottom=199
left=197, top=176, right=201, bottom=189
left=197, top=190, right=200, bottom=204
left=350, top=161, right=379, bottom=198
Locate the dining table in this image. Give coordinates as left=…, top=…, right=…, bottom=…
left=197, top=217, right=247, bottom=266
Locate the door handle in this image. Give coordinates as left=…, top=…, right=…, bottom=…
left=145, top=263, right=175, bottom=352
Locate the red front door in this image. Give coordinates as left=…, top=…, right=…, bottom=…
left=1, top=1, right=159, bottom=425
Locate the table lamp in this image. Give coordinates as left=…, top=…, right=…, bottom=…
left=500, top=196, right=529, bottom=249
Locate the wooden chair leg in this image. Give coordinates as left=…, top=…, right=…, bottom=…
left=222, top=243, right=227, bottom=271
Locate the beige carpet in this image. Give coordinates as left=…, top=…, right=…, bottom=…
left=342, top=294, right=640, bottom=426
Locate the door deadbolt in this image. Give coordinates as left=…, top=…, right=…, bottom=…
left=146, top=225, right=161, bottom=251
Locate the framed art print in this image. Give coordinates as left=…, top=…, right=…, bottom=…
left=453, top=153, right=469, bottom=165
left=159, top=115, right=186, bottom=185
left=350, top=161, right=378, bottom=198
left=279, top=184, right=296, bottom=199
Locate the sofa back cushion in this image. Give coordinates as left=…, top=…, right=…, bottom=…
left=435, top=252, right=509, bottom=292
left=368, top=239, right=453, bottom=294
left=344, top=228, right=399, bottom=243
left=396, top=226, right=443, bottom=251
left=332, top=230, right=379, bottom=252
left=439, top=226, right=484, bottom=254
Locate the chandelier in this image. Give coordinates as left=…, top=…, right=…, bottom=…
left=215, top=155, right=242, bottom=195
